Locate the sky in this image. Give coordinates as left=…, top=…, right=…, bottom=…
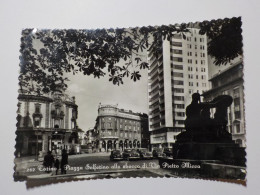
left=66, top=65, right=148, bottom=132
left=31, top=30, right=149, bottom=132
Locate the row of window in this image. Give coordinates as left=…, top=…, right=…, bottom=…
left=101, top=117, right=140, bottom=125
left=186, top=37, right=205, bottom=43
left=187, top=44, right=205, bottom=50
left=188, top=67, right=206, bottom=72
left=172, top=58, right=206, bottom=65
left=188, top=74, right=206, bottom=80
left=101, top=122, right=140, bottom=131
left=188, top=82, right=207, bottom=87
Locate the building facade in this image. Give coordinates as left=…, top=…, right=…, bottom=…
left=148, top=28, right=209, bottom=149
left=16, top=91, right=82, bottom=157
left=202, top=58, right=246, bottom=147
left=94, top=104, right=148, bottom=152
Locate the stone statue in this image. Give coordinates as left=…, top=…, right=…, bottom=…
left=176, top=93, right=233, bottom=143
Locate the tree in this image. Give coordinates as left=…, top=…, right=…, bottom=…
left=19, top=17, right=242, bottom=95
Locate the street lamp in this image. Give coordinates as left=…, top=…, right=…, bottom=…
left=35, top=126, right=39, bottom=161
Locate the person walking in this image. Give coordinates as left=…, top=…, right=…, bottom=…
left=43, top=151, right=55, bottom=173
left=61, top=149, right=68, bottom=174
left=54, top=158, right=60, bottom=175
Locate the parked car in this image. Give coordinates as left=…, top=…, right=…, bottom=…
left=137, top=148, right=153, bottom=159
left=110, top=150, right=123, bottom=161
left=163, top=148, right=173, bottom=158
left=122, top=149, right=140, bottom=161
left=152, top=148, right=166, bottom=158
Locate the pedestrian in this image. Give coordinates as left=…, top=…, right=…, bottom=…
left=54, top=158, right=60, bottom=175
left=61, top=149, right=68, bottom=174
left=43, top=151, right=55, bottom=173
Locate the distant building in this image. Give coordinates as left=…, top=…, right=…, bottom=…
left=202, top=58, right=246, bottom=147
left=16, top=91, right=82, bottom=157
left=93, top=104, right=148, bottom=152
left=147, top=27, right=209, bottom=149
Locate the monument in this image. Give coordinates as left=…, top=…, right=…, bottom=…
left=159, top=93, right=246, bottom=180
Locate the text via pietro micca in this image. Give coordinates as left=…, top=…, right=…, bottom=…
left=26, top=162, right=200, bottom=173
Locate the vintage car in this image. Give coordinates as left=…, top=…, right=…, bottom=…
left=136, top=148, right=153, bottom=159
left=122, top=149, right=140, bottom=161
left=152, top=148, right=166, bottom=158
left=163, top=148, right=173, bottom=158
left=110, top=150, right=123, bottom=161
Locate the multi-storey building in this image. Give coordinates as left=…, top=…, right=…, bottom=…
left=16, top=91, right=82, bottom=157
left=94, top=104, right=148, bottom=152
left=148, top=28, right=209, bottom=149
left=202, top=57, right=246, bottom=147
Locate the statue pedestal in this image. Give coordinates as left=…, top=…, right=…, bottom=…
left=158, top=142, right=246, bottom=180
left=172, top=142, right=246, bottom=166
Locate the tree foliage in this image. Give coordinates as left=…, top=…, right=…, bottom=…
left=19, top=17, right=242, bottom=95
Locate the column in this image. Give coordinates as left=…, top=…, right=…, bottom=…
left=22, top=135, right=29, bottom=155
left=105, top=140, right=108, bottom=152
left=45, top=103, right=50, bottom=128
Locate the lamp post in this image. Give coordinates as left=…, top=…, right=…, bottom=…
left=35, top=126, right=39, bottom=161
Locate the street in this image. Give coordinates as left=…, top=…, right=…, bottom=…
left=15, top=153, right=176, bottom=184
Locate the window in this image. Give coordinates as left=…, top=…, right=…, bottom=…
left=201, top=68, right=206, bottom=72
left=236, top=124, right=240, bottom=133
left=195, top=52, right=197, bottom=57
left=201, top=75, right=206, bottom=80
left=176, top=112, right=185, bottom=117
left=108, top=117, right=111, bottom=120
left=173, top=80, right=184, bottom=85
left=197, top=82, right=199, bottom=87
left=200, top=38, right=204, bottom=42
left=195, top=60, right=198, bottom=64
left=124, top=125, right=127, bottom=130
left=173, top=72, right=183, bottom=78
left=35, top=104, right=41, bottom=113
left=201, top=60, right=205, bottom=65
left=196, top=75, right=198, bottom=79
left=194, top=37, right=197, bottom=42
left=189, top=89, right=193, bottom=94
left=188, top=67, right=193, bottom=71
left=195, top=45, right=197, bottom=49
left=173, top=65, right=183, bottom=70
left=172, top=42, right=182, bottom=47
left=187, top=44, right=192, bottom=49
left=174, top=104, right=185, bottom=109
left=17, top=103, right=21, bottom=113
left=189, top=82, right=193, bottom=86
left=172, top=57, right=183, bottom=62
left=102, top=122, right=105, bottom=129
left=202, top=83, right=207, bottom=87
left=120, top=124, right=122, bottom=129
left=174, top=96, right=184, bottom=101
left=173, top=88, right=184, bottom=93
left=235, top=111, right=241, bottom=119
left=188, top=59, right=192, bottom=64
left=172, top=49, right=183, bottom=54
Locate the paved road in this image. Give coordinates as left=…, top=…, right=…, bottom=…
left=15, top=153, right=170, bottom=178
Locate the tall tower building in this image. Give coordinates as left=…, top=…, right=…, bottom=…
left=148, top=28, right=209, bottom=149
